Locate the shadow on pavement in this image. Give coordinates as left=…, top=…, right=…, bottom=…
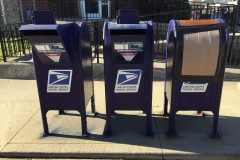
left=40, top=111, right=240, bottom=153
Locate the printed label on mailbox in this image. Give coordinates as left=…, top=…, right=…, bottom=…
left=47, top=70, right=72, bottom=93
left=120, top=52, right=137, bottom=61
left=34, top=43, right=65, bottom=62
left=113, top=42, right=143, bottom=62
left=114, top=69, right=142, bottom=93
left=181, top=82, right=208, bottom=92
left=34, top=43, right=65, bottom=53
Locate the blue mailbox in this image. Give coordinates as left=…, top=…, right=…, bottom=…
left=19, top=11, right=95, bottom=136
left=164, top=19, right=229, bottom=137
left=103, top=10, right=154, bottom=136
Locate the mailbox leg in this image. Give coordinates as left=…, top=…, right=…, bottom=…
left=167, top=111, right=177, bottom=137
left=91, top=95, right=96, bottom=114
left=146, top=113, right=153, bottom=136
left=105, top=112, right=112, bottom=136
left=163, top=92, right=169, bottom=116
left=211, top=113, right=220, bottom=138
left=41, top=111, right=49, bottom=136
left=59, top=110, right=65, bottom=115
left=80, top=110, right=89, bottom=137
left=197, top=110, right=202, bottom=116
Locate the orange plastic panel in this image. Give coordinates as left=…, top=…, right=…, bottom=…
left=179, top=20, right=219, bottom=26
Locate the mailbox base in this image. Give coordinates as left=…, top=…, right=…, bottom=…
left=210, top=133, right=220, bottom=139
left=40, top=95, right=95, bottom=137
left=59, top=110, right=65, bottom=115
left=211, top=113, right=220, bottom=139
left=91, top=95, right=96, bottom=114
left=104, top=112, right=153, bottom=137
left=165, top=96, right=221, bottom=138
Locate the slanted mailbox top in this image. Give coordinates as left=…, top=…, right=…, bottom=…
left=19, top=22, right=86, bottom=64
left=20, top=24, right=58, bottom=31
left=178, top=19, right=219, bottom=26
left=108, top=22, right=148, bottom=30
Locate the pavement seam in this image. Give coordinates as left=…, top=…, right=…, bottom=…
left=0, top=100, right=40, bottom=103
left=153, top=112, right=164, bottom=160
left=0, top=108, right=40, bottom=153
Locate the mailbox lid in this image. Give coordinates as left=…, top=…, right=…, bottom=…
left=20, top=23, right=79, bottom=64
left=20, top=24, right=58, bottom=36
left=107, top=22, right=149, bottom=64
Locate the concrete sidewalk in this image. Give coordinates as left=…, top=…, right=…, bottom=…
left=0, top=61, right=240, bottom=159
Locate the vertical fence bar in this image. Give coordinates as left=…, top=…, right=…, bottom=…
left=11, top=25, right=17, bottom=57
left=228, top=5, right=240, bottom=64
left=0, top=27, right=6, bottom=62
left=94, top=21, right=99, bottom=63
left=4, top=26, right=10, bottom=58
left=156, top=22, right=159, bottom=61
left=20, top=27, right=26, bottom=56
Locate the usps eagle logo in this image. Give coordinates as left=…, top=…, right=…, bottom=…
left=47, top=70, right=72, bottom=93
left=114, top=69, right=142, bottom=93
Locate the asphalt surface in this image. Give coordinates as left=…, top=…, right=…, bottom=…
left=0, top=61, right=240, bottom=160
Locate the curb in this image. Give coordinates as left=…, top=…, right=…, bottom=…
left=0, top=62, right=35, bottom=79
left=0, top=152, right=161, bottom=159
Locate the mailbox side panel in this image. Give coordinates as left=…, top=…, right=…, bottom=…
left=165, top=20, right=177, bottom=106
left=79, top=23, right=94, bottom=107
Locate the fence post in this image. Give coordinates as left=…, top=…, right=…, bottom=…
left=20, top=26, right=26, bottom=56
left=94, top=21, right=99, bottom=63
left=206, top=3, right=209, bottom=18
left=227, top=5, right=240, bottom=63
left=0, top=28, right=6, bottom=62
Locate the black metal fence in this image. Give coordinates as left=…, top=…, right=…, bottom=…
left=138, top=0, right=192, bottom=22
left=1, top=0, right=240, bottom=67
left=228, top=33, right=240, bottom=66
left=189, top=2, right=240, bottom=67
left=84, top=1, right=240, bottom=66
left=49, top=0, right=110, bottom=21
left=87, top=20, right=104, bottom=63
left=138, top=2, right=240, bottom=64
left=0, top=24, right=31, bottom=62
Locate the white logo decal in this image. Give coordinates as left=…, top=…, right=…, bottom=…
left=181, top=82, right=208, bottom=93
left=47, top=70, right=72, bottom=93
left=114, top=69, right=142, bottom=93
